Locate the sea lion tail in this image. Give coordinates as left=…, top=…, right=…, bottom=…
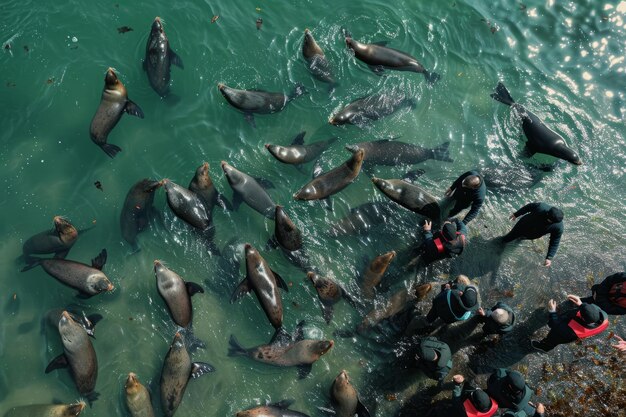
left=424, top=70, right=440, bottom=85
left=491, top=82, right=515, bottom=106
left=21, top=258, right=42, bottom=272
left=431, top=142, right=454, bottom=162
left=100, top=143, right=122, bottom=158
left=227, top=335, right=248, bottom=356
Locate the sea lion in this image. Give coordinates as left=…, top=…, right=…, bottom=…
left=358, top=288, right=416, bottom=333
left=302, top=29, right=335, bottom=86
left=228, top=321, right=334, bottom=378
left=217, top=83, right=306, bottom=128
left=221, top=161, right=276, bottom=219
left=43, top=308, right=102, bottom=338
left=162, top=179, right=211, bottom=230
left=160, top=332, right=214, bottom=417
left=231, top=244, right=288, bottom=329
left=293, top=149, right=364, bottom=201
left=491, top=82, right=582, bottom=165
left=329, top=94, right=415, bottom=126
left=308, top=272, right=358, bottom=324
left=21, top=249, right=114, bottom=298
left=22, top=216, right=78, bottom=261
left=45, top=311, right=99, bottom=402
left=345, top=36, right=439, bottom=83
left=480, top=163, right=550, bottom=193
left=144, top=16, right=183, bottom=97
left=120, top=178, right=162, bottom=251
left=265, top=131, right=337, bottom=165
left=361, top=251, right=395, bottom=299
left=154, top=260, right=203, bottom=329
left=125, top=373, right=155, bottom=417
left=328, top=202, right=398, bottom=237
left=331, top=370, right=370, bottom=417
left=236, top=400, right=310, bottom=417
left=271, top=205, right=302, bottom=252
left=371, top=177, right=441, bottom=220
left=345, top=140, right=453, bottom=166
left=89, top=68, right=144, bottom=158
left=188, top=162, right=230, bottom=216
left=4, top=401, right=86, bottom=417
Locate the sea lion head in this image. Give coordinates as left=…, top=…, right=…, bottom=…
left=334, top=369, right=350, bottom=387
left=344, top=143, right=361, bottom=154
left=59, top=311, right=86, bottom=342
left=125, top=372, right=140, bottom=394
left=220, top=161, right=241, bottom=184
left=104, top=68, right=119, bottom=87
left=53, top=216, right=78, bottom=243
left=310, top=339, right=334, bottom=357
left=171, top=331, right=185, bottom=349
left=563, top=148, right=582, bottom=165
left=151, top=16, right=164, bottom=34
left=329, top=110, right=353, bottom=125
left=65, top=401, right=86, bottom=416
left=345, top=37, right=355, bottom=49
left=307, top=271, right=321, bottom=287
left=86, top=274, right=114, bottom=294
left=303, top=28, right=324, bottom=58
left=265, top=143, right=288, bottom=160
left=373, top=250, right=396, bottom=270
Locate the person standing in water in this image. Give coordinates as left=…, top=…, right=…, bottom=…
left=444, top=170, right=486, bottom=224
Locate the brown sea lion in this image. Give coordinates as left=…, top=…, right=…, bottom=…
left=302, top=29, right=335, bottom=86
left=120, top=178, right=162, bottom=252
left=371, top=177, right=441, bottom=220
left=231, top=244, right=288, bottom=329
left=331, top=370, right=370, bottom=417
left=358, top=288, right=416, bottom=333
left=21, top=249, right=114, bottom=298
left=188, top=162, right=230, bottom=216
left=361, top=251, right=395, bottom=299
left=89, top=68, right=144, bottom=158
left=160, top=333, right=214, bottom=417
left=154, top=260, right=203, bottom=328
left=236, top=400, right=310, bottom=417
left=308, top=272, right=358, bottom=324
left=144, top=16, right=183, bottom=97
left=22, top=216, right=78, bottom=260
left=228, top=321, right=333, bottom=378
left=45, top=312, right=99, bottom=403
left=125, top=373, right=155, bottom=417
left=272, top=205, right=302, bottom=252
left=4, top=402, right=86, bottom=417
left=345, top=36, right=439, bottom=83
left=265, top=131, right=337, bottom=165
left=293, top=149, right=364, bottom=201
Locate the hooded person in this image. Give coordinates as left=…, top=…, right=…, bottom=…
left=420, top=276, right=480, bottom=334
left=451, top=374, right=498, bottom=417
left=486, top=369, right=535, bottom=413
left=421, top=218, right=468, bottom=264
left=415, top=336, right=453, bottom=388
left=580, top=271, right=626, bottom=315
left=531, top=295, right=609, bottom=353
left=444, top=170, right=486, bottom=225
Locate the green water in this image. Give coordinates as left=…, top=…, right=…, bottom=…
left=1, top=0, right=625, bottom=416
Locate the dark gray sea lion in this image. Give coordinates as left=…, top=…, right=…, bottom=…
left=4, top=401, right=86, bottom=417
left=294, top=149, right=364, bottom=201
left=308, top=272, right=358, bottom=324
left=491, top=82, right=582, bottom=165
left=21, top=249, right=114, bottom=298
left=480, top=163, right=551, bottom=193
left=217, top=83, right=306, bottom=128
left=231, top=244, right=288, bottom=329
left=154, top=260, right=203, bottom=328
left=89, top=68, right=144, bottom=158
left=302, top=29, right=335, bottom=86
left=228, top=321, right=334, bottom=378
left=265, top=131, right=337, bottom=165
left=120, top=179, right=162, bottom=251
left=144, top=16, right=183, bottom=97
left=236, top=400, right=310, bottom=417
left=162, top=179, right=211, bottom=230
left=329, top=94, right=415, bottom=126
left=45, top=311, right=99, bottom=403
left=331, top=370, right=370, bottom=417
left=160, top=332, right=214, bottom=417
left=345, top=139, right=453, bottom=166
left=271, top=205, right=302, bottom=252
left=188, top=162, right=230, bottom=215
left=125, top=373, right=155, bottom=417
left=221, top=161, right=276, bottom=219
left=22, top=216, right=78, bottom=261
left=328, top=202, right=398, bottom=237
left=345, top=36, right=439, bottom=84
left=371, top=177, right=440, bottom=220
left=361, top=251, right=395, bottom=299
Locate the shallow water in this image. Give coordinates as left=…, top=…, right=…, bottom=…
left=1, top=0, right=625, bottom=416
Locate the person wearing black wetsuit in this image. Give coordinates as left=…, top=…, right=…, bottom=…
left=415, top=336, right=453, bottom=388
left=580, top=272, right=626, bottom=315
left=445, top=170, right=486, bottom=225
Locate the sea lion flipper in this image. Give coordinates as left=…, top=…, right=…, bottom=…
left=100, top=143, right=122, bottom=158
left=356, top=397, right=371, bottom=417
left=270, top=326, right=292, bottom=345
left=190, top=362, right=215, bottom=379
left=291, top=131, right=306, bottom=145
left=368, top=65, right=385, bottom=75
left=169, top=48, right=184, bottom=69
left=491, top=82, right=515, bottom=106
left=431, top=142, right=453, bottom=163
left=294, top=320, right=305, bottom=342
left=297, top=364, right=313, bottom=379
left=230, top=278, right=251, bottom=303
left=91, top=249, right=107, bottom=270
left=124, top=100, right=144, bottom=119
left=228, top=335, right=248, bottom=356
left=321, top=303, right=334, bottom=324
left=216, top=193, right=234, bottom=211
left=272, top=269, right=289, bottom=292
left=54, top=249, right=70, bottom=259
left=322, top=197, right=333, bottom=212
left=244, top=113, right=256, bottom=128
left=45, top=353, right=69, bottom=373
left=372, top=40, right=389, bottom=47
left=340, top=288, right=361, bottom=310
left=185, top=282, right=204, bottom=296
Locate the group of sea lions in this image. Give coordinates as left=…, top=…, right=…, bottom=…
left=8, top=9, right=587, bottom=417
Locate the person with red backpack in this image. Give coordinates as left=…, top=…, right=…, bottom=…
left=531, top=295, right=609, bottom=353
left=579, top=272, right=626, bottom=315
left=421, top=218, right=468, bottom=264
left=451, top=374, right=499, bottom=417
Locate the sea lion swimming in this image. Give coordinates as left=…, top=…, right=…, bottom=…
left=125, top=373, right=155, bottom=417
left=22, top=216, right=78, bottom=261
left=302, top=29, right=335, bottom=86
left=345, top=139, right=453, bottom=166
left=271, top=205, right=303, bottom=252
left=361, top=251, right=396, bottom=299
left=329, top=94, right=416, bottom=126
left=345, top=36, right=439, bottom=83
left=89, top=68, right=144, bottom=158
left=188, top=162, right=230, bottom=217
left=221, top=161, right=276, bottom=219
left=265, top=131, right=337, bottom=165
left=236, top=400, right=310, bottom=417
left=491, top=82, right=582, bottom=165
left=4, top=401, right=86, bottom=417
left=308, top=271, right=358, bottom=324
left=331, top=370, right=370, bottom=417
left=120, top=178, right=162, bottom=251
left=144, top=16, right=183, bottom=96
left=162, top=179, right=211, bottom=230
left=154, top=260, right=204, bottom=329
left=371, top=177, right=441, bottom=220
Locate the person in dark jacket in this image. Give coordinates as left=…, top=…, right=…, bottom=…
left=451, top=374, right=499, bottom=417
left=501, top=403, right=546, bottom=417
left=424, top=275, right=479, bottom=326
left=580, top=272, right=626, bottom=315
left=486, top=368, right=536, bottom=414
left=501, top=202, right=563, bottom=267
left=531, top=295, right=609, bottom=353
left=477, top=302, right=516, bottom=335
left=422, top=218, right=468, bottom=264
left=415, top=336, right=452, bottom=388
left=445, top=170, right=486, bottom=225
